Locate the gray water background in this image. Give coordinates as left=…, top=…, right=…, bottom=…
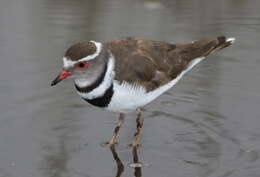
left=0, top=0, right=260, bottom=177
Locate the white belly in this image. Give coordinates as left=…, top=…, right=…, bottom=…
left=106, top=57, right=205, bottom=113
left=106, top=81, right=155, bottom=113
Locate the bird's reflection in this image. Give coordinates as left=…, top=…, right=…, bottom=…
left=109, top=145, right=143, bottom=177
left=132, top=146, right=142, bottom=177
left=110, top=145, right=124, bottom=177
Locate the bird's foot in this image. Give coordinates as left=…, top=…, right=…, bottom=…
left=127, top=143, right=142, bottom=149
left=101, top=140, right=118, bottom=148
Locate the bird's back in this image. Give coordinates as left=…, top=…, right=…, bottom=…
left=105, top=36, right=234, bottom=92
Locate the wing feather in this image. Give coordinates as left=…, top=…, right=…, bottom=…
left=105, top=36, right=233, bottom=92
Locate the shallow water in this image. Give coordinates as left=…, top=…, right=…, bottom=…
left=0, top=0, right=260, bottom=177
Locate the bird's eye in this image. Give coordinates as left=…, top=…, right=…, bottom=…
left=76, top=62, right=88, bottom=69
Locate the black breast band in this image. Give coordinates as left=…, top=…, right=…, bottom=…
left=74, top=60, right=113, bottom=108
left=82, top=84, right=114, bottom=107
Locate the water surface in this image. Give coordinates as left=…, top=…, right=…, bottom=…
left=0, top=0, right=260, bottom=177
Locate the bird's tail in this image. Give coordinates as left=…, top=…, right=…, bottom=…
left=203, top=36, right=235, bottom=56
left=174, top=36, right=235, bottom=61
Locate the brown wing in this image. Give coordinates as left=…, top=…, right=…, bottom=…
left=105, top=36, right=233, bottom=92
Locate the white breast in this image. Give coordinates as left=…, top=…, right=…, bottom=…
left=106, top=81, right=149, bottom=113
left=106, top=57, right=205, bottom=113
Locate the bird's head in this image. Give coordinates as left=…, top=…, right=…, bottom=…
left=51, top=41, right=107, bottom=87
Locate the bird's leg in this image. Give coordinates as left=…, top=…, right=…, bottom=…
left=130, top=110, right=144, bottom=147
left=105, top=113, right=125, bottom=147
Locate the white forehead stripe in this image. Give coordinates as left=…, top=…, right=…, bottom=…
left=63, top=57, right=77, bottom=68
left=62, top=41, right=102, bottom=68
left=78, top=41, right=102, bottom=62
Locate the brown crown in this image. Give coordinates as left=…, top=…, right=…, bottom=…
left=65, top=42, right=97, bottom=61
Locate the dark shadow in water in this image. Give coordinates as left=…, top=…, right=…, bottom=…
left=110, top=145, right=124, bottom=177
left=132, top=146, right=142, bottom=177
left=40, top=138, right=70, bottom=177
left=109, top=145, right=143, bottom=177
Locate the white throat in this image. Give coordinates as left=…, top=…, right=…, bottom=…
left=75, top=53, right=115, bottom=99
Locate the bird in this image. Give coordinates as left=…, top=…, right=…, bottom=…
left=51, top=36, right=235, bottom=147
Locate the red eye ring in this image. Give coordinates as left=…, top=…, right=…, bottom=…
left=76, top=62, right=88, bottom=69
